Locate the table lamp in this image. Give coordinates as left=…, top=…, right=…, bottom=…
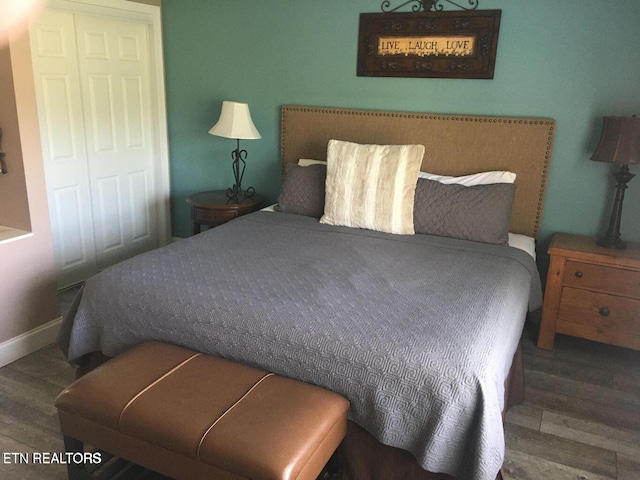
left=208, top=101, right=261, bottom=200
left=590, top=115, right=640, bottom=249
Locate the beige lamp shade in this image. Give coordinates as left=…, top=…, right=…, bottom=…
left=208, top=101, right=261, bottom=140
left=591, top=116, right=640, bottom=165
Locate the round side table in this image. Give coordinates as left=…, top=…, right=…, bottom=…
left=186, top=190, right=262, bottom=235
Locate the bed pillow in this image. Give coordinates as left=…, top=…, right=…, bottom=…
left=413, top=177, right=516, bottom=244
left=298, top=159, right=327, bottom=166
left=320, top=140, right=424, bottom=235
left=418, top=170, right=516, bottom=185
left=274, top=163, right=327, bottom=218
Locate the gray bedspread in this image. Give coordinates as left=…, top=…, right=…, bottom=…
left=59, top=211, right=542, bottom=480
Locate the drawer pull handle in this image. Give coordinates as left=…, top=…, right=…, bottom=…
left=574, top=271, right=583, bottom=278
left=599, top=307, right=610, bottom=317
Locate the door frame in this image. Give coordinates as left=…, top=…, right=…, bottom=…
left=41, top=0, right=171, bottom=248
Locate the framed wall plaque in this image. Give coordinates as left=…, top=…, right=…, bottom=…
left=357, top=10, right=501, bottom=79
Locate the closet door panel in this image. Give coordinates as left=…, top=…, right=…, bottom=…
left=41, top=75, right=76, bottom=160
left=74, top=13, right=158, bottom=269
left=128, top=170, right=151, bottom=241
left=95, top=175, right=124, bottom=252
left=122, top=76, right=145, bottom=149
left=52, top=186, right=88, bottom=269
left=30, top=10, right=98, bottom=288
left=86, top=74, right=116, bottom=152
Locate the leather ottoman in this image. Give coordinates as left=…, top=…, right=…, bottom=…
left=55, top=341, right=350, bottom=480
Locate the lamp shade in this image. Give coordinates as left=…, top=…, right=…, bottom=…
left=591, top=116, right=640, bottom=165
left=208, top=101, right=261, bottom=140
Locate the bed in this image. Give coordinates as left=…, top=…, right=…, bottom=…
left=58, top=106, right=556, bottom=480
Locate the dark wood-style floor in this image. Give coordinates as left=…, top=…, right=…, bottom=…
left=1, top=312, right=639, bottom=479
left=502, top=323, right=640, bottom=480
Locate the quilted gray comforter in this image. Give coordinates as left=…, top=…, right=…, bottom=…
left=59, top=211, right=542, bottom=480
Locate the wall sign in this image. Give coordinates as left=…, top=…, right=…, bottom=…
left=357, top=10, right=501, bottom=79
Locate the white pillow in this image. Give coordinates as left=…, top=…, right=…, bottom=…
left=508, top=233, right=536, bottom=260
left=302, top=162, right=514, bottom=185
left=320, top=140, right=424, bottom=235
left=418, top=170, right=516, bottom=185
left=297, top=159, right=327, bottom=167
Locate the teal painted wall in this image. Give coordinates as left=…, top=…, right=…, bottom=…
left=162, top=0, right=640, bottom=254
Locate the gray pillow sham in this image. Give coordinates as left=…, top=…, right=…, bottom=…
left=274, top=163, right=327, bottom=218
left=275, top=166, right=515, bottom=244
left=413, top=178, right=516, bottom=245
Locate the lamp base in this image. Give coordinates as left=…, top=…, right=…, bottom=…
left=226, top=185, right=255, bottom=202
left=225, top=140, right=255, bottom=202
left=597, top=163, right=634, bottom=250
left=596, top=235, right=627, bottom=250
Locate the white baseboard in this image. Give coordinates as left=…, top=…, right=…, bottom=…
left=0, top=317, right=63, bottom=368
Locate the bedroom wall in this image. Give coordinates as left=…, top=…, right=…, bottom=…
left=162, top=0, right=640, bottom=252
left=0, top=34, right=60, bottom=352
left=0, top=48, right=31, bottom=232
left=0, top=0, right=161, bottom=363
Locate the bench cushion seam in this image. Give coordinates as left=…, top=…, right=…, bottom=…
left=118, top=352, right=203, bottom=431
left=196, top=372, right=275, bottom=462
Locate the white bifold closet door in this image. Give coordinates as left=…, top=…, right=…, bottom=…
left=30, top=8, right=161, bottom=288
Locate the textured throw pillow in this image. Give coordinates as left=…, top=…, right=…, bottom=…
left=320, top=140, right=424, bottom=235
left=413, top=178, right=516, bottom=245
left=274, top=163, right=327, bottom=218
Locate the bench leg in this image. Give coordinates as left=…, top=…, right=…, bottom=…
left=63, top=435, right=91, bottom=480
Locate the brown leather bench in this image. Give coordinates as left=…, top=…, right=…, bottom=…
left=55, top=341, right=350, bottom=480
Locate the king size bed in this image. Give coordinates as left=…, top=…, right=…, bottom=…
left=58, top=106, right=556, bottom=480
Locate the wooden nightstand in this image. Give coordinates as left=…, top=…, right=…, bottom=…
left=186, top=190, right=262, bottom=235
left=537, top=233, right=640, bottom=350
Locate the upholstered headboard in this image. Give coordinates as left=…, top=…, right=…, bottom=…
left=281, top=105, right=555, bottom=238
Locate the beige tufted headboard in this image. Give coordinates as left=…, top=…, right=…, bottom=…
left=281, top=105, right=555, bottom=239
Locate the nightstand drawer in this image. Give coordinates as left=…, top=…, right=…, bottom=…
left=558, top=287, right=640, bottom=335
left=187, top=191, right=262, bottom=235
left=564, top=260, right=640, bottom=299
left=193, top=208, right=238, bottom=226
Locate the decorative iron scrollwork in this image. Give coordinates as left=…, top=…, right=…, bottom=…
left=381, top=18, right=435, bottom=32
left=454, top=18, right=473, bottom=29
left=417, top=19, right=436, bottom=30
left=381, top=0, right=479, bottom=13
left=479, top=35, right=492, bottom=55
left=380, top=60, right=399, bottom=70
left=415, top=60, right=433, bottom=71
left=449, top=60, right=469, bottom=71
left=367, top=38, right=377, bottom=55
left=383, top=19, right=406, bottom=31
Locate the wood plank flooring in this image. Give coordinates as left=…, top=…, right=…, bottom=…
left=502, top=323, right=640, bottom=480
left=1, top=314, right=639, bottom=479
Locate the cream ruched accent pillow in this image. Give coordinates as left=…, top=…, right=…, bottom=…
left=320, top=140, right=424, bottom=235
